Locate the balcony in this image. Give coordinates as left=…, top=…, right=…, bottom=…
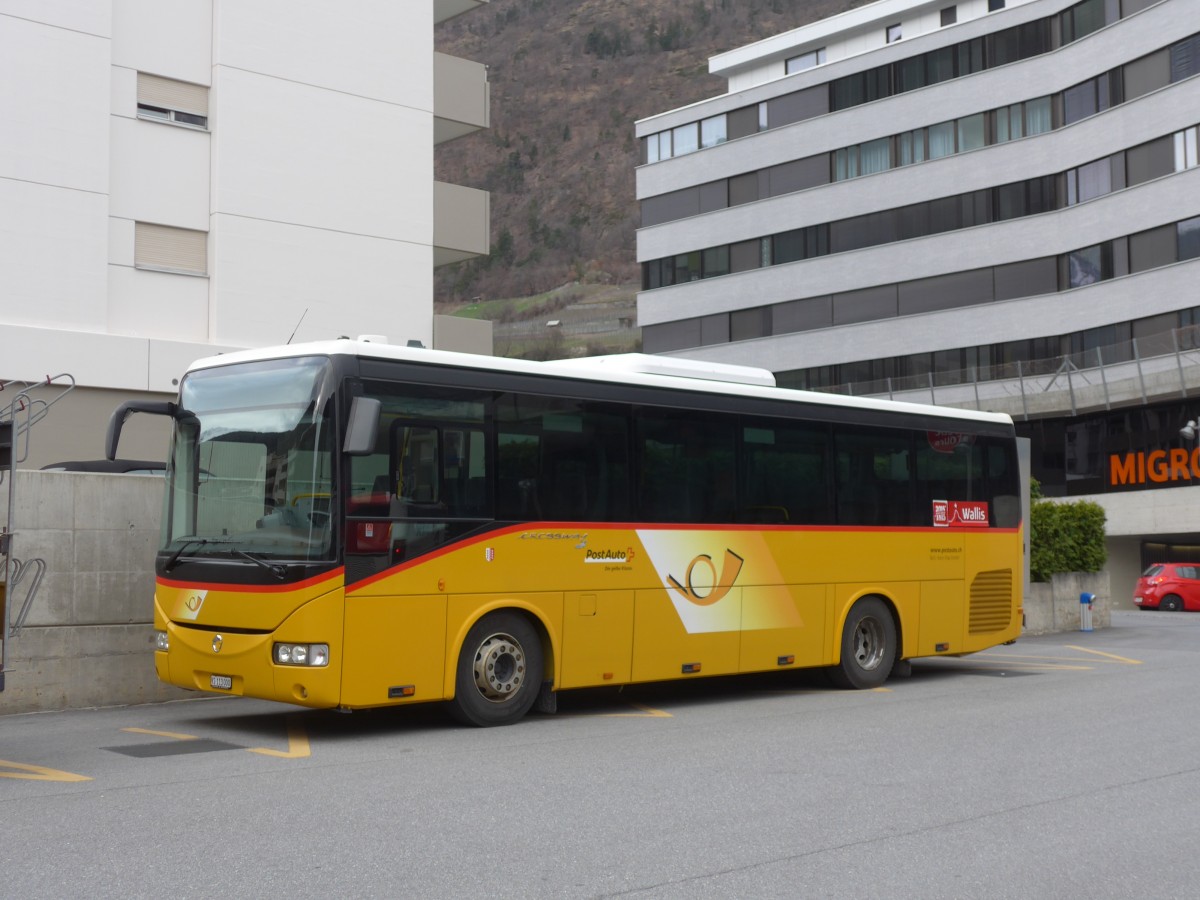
left=434, top=181, right=490, bottom=266
left=434, top=52, right=490, bottom=144
left=435, top=0, right=489, bottom=25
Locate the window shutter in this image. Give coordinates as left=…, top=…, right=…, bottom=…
left=137, top=73, right=209, bottom=116
left=135, top=223, right=207, bottom=275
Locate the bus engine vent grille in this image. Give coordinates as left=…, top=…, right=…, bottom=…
left=969, top=569, right=1013, bottom=634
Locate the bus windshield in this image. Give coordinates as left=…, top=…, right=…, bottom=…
left=161, top=356, right=336, bottom=564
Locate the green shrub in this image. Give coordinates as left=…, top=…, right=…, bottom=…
left=1029, top=490, right=1107, bottom=582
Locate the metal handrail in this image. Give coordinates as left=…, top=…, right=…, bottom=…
left=818, top=325, right=1200, bottom=418
left=1, top=373, right=75, bottom=690
left=9, top=557, right=47, bottom=637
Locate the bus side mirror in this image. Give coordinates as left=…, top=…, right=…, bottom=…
left=106, top=400, right=190, bottom=460
left=344, top=397, right=381, bottom=456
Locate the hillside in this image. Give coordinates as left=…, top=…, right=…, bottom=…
left=434, top=0, right=867, bottom=313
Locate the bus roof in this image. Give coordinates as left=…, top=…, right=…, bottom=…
left=187, top=339, right=1013, bottom=427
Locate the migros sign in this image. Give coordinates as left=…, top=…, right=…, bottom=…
left=1110, top=448, right=1200, bottom=487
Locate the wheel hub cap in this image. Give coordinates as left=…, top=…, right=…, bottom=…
left=853, top=618, right=885, bottom=671
left=472, top=633, right=526, bottom=702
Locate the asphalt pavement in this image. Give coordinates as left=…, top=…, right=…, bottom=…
left=3, top=610, right=1200, bottom=899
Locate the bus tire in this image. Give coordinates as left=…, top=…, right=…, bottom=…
left=829, top=597, right=896, bottom=690
left=450, top=611, right=543, bottom=727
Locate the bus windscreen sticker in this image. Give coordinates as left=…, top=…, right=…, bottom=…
left=927, top=432, right=973, bottom=453
left=932, top=500, right=989, bottom=527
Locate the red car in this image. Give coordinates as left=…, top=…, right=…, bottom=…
left=1134, top=563, right=1200, bottom=611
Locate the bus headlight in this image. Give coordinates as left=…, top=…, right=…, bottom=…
left=154, top=631, right=169, bottom=652
left=273, top=643, right=330, bottom=667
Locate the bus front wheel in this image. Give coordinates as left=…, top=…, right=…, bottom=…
left=450, top=611, right=543, bottom=727
left=829, top=597, right=896, bottom=690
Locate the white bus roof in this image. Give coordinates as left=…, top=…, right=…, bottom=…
left=187, top=340, right=1013, bottom=427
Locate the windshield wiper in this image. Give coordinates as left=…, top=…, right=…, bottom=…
left=163, top=537, right=232, bottom=572
left=231, top=548, right=288, bottom=581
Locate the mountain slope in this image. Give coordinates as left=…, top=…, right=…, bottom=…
left=434, top=0, right=866, bottom=306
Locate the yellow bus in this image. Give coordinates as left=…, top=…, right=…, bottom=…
left=108, top=341, right=1023, bottom=726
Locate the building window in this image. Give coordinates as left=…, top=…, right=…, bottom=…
left=786, top=48, right=826, bottom=74
left=700, top=115, right=727, bottom=149
left=994, top=104, right=1024, bottom=142
left=1065, top=244, right=1109, bottom=288
left=956, top=114, right=985, bottom=152
left=1025, top=96, right=1053, bottom=135
left=886, top=23, right=902, bottom=43
left=1176, top=126, right=1199, bottom=171
left=1172, top=34, right=1200, bottom=83
left=672, top=123, right=699, bottom=156
left=135, top=222, right=208, bottom=275
left=928, top=121, right=955, bottom=158
left=988, top=0, right=1005, bottom=10
left=897, top=128, right=926, bottom=166
left=940, top=6, right=957, bottom=26
left=702, top=246, right=730, bottom=278
left=1181, top=216, right=1200, bottom=262
left=1066, top=158, right=1113, bottom=205
left=136, top=72, right=208, bottom=129
left=859, top=138, right=891, bottom=175
left=1059, top=0, right=1108, bottom=44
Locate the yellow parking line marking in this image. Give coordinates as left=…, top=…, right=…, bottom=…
left=121, top=727, right=199, bottom=741
left=983, top=661, right=1092, bottom=671
left=599, top=702, right=672, bottom=718
left=982, top=653, right=1101, bottom=662
left=1063, top=645, right=1143, bottom=665
left=974, top=658, right=1094, bottom=669
left=984, top=657, right=1132, bottom=672
left=0, top=760, right=92, bottom=782
left=248, top=717, right=311, bottom=758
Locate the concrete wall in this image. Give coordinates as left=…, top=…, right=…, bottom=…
left=0, top=470, right=188, bottom=713
left=1023, top=571, right=1111, bottom=635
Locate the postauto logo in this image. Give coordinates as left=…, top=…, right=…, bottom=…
left=667, top=549, right=744, bottom=606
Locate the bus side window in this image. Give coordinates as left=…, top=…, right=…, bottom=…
left=983, top=437, right=1021, bottom=528
left=442, top=428, right=488, bottom=519
left=835, top=425, right=915, bottom=526
left=496, top=432, right=541, bottom=520
left=740, top=420, right=831, bottom=524
left=393, top=425, right=441, bottom=509
left=637, top=411, right=736, bottom=524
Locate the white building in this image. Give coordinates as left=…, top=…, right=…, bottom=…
left=636, top=0, right=1200, bottom=602
left=0, top=0, right=490, bottom=464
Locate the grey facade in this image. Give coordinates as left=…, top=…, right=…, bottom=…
left=635, top=0, right=1200, bottom=384
left=635, top=0, right=1200, bottom=605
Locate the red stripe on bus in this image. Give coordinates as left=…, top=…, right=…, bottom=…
left=156, top=567, right=345, bottom=593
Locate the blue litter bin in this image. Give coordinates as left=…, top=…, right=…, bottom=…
left=1080, top=592, right=1095, bottom=632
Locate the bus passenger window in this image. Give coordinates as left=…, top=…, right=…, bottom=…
left=740, top=421, right=831, bottom=524
left=497, top=432, right=542, bottom=520
left=637, top=411, right=736, bottom=523
left=834, top=426, right=915, bottom=526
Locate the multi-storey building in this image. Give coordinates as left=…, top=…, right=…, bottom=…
left=636, top=0, right=1200, bottom=600
left=0, top=0, right=490, bottom=464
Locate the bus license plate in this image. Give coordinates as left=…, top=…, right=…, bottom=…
left=210, top=674, right=233, bottom=690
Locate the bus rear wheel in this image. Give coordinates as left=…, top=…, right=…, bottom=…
left=450, top=611, right=543, bottom=727
left=829, top=597, right=896, bottom=690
